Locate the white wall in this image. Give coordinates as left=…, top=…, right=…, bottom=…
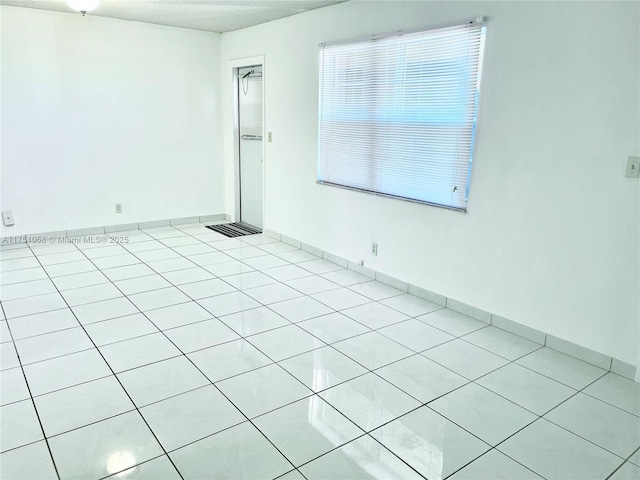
left=221, top=1, right=640, bottom=365
left=0, top=6, right=224, bottom=236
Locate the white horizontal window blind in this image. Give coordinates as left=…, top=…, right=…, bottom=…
left=318, top=21, right=486, bottom=210
left=240, top=74, right=263, bottom=139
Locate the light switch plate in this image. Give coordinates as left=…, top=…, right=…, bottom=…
left=2, top=210, right=15, bottom=226
left=626, top=156, right=640, bottom=178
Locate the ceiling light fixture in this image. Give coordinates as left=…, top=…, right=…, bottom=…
left=65, top=0, right=100, bottom=15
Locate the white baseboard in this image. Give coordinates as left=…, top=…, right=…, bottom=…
left=4, top=220, right=635, bottom=383
left=263, top=229, right=638, bottom=383
left=1, top=214, right=229, bottom=245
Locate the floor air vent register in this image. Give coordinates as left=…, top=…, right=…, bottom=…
left=205, top=222, right=262, bottom=238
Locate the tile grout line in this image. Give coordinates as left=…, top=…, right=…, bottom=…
left=7, top=266, right=532, bottom=402
left=135, top=227, right=366, bottom=480
left=442, top=445, right=542, bottom=480
left=294, top=323, right=630, bottom=479
left=0, top=295, right=63, bottom=479
left=4, top=296, right=633, bottom=430
left=65, top=226, right=312, bottom=478
left=6, top=228, right=430, bottom=328
left=463, top=347, right=633, bottom=470
left=0, top=249, right=624, bottom=417
left=531, top=372, right=636, bottom=460
left=499, top=357, right=637, bottom=417
left=4, top=227, right=636, bottom=479
left=10, top=310, right=635, bottom=427
left=6, top=258, right=473, bottom=366
left=485, top=368, right=632, bottom=474
left=138, top=227, right=434, bottom=367
left=266, top=229, right=631, bottom=377
left=0, top=256, right=620, bottom=474
left=96, top=453, right=172, bottom=480
left=9, top=224, right=402, bottom=312
left=86, top=226, right=439, bottom=478
left=21, top=242, right=187, bottom=480
left=604, top=446, right=640, bottom=480
left=168, top=231, right=508, bottom=476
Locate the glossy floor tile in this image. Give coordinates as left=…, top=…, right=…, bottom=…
left=332, top=331, right=414, bottom=370
left=498, top=419, right=623, bottom=480
left=170, top=421, right=292, bottom=479
left=246, top=324, right=325, bottom=361
left=0, top=368, right=30, bottom=405
left=475, top=362, right=576, bottom=415
left=0, top=225, right=635, bottom=479
left=14, top=326, right=94, bottom=365
left=98, top=332, right=181, bottom=372
left=219, top=306, right=289, bottom=336
left=188, top=338, right=272, bottom=382
left=583, top=372, right=640, bottom=416
left=298, top=312, right=369, bottom=344
left=84, top=313, right=158, bottom=346
left=378, top=318, right=454, bottom=353
left=515, top=346, right=607, bottom=389
left=0, top=399, right=43, bottom=452
left=217, top=364, right=313, bottom=418
left=139, top=385, right=245, bottom=451
left=429, top=383, right=537, bottom=446
left=448, top=449, right=542, bottom=479
left=461, top=326, right=541, bottom=361
left=610, top=462, right=640, bottom=480
left=34, top=376, right=134, bottom=437
left=375, top=354, right=468, bottom=403
left=0, top=441, right=58, bottom=480
left=422, top=338, right=509, bottom=380
left=299, top=434, right=421, bottom=479
left=543, top=393, right=640, bottom=458
left=253, top=395, right=364, bottom=466
left=48, top=411, right=164, bottom=479
left=116, top=356, right=210, bottom=407
left=370, top=406, right=490, bottom=479
left=269, top=295, right=334, bottom=323
left=279, top=346, right=368, bottom=392
left=318, top=373, right=421, bottom=432
left=7, top=308, right=78, bottom=341
left=163, top=317, right=239, bottom=353
left=103, top=455, right=181, bottom=480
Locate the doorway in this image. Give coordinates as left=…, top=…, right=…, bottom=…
left=235, top=64, right=264, bottom=230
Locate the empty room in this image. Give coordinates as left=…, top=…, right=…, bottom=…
left=0, top=0, right=638, bottom=479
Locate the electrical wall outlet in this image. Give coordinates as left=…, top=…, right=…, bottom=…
left=357, top=259, right=364, bottom=266
left=268, top=132, right=273, bottom=143
left=371, top=242, right=378, bottom=256
left=626, top=156, right=639, bottom=178
left=115, top=203, right=123, bottom=214
left=2, top=210, right=14, bottom=226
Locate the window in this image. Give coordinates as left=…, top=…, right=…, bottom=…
left=317, top=21, right=486, bottom=210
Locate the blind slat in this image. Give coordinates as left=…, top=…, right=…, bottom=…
left=240, top=75, right=263, bottom=138
left=318, top=22, right=486, bottom=209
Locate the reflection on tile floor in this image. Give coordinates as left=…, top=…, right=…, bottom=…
left=1, top=222, right=639, bottom=480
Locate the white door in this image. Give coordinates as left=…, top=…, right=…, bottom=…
left=238, top=66, right=263, bottom=229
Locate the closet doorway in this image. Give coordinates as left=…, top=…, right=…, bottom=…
left=235, top=64, right=263, bottom=230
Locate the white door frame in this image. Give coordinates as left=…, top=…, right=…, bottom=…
left=230, top=55, right=266, bottom=228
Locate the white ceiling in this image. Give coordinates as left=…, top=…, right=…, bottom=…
left=0, top=0, right=347, bottom=33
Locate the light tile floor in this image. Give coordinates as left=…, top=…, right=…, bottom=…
left=0, top=222, right=639, bottom=480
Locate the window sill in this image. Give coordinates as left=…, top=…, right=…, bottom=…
left=316, top=180, right=467, bottom=212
